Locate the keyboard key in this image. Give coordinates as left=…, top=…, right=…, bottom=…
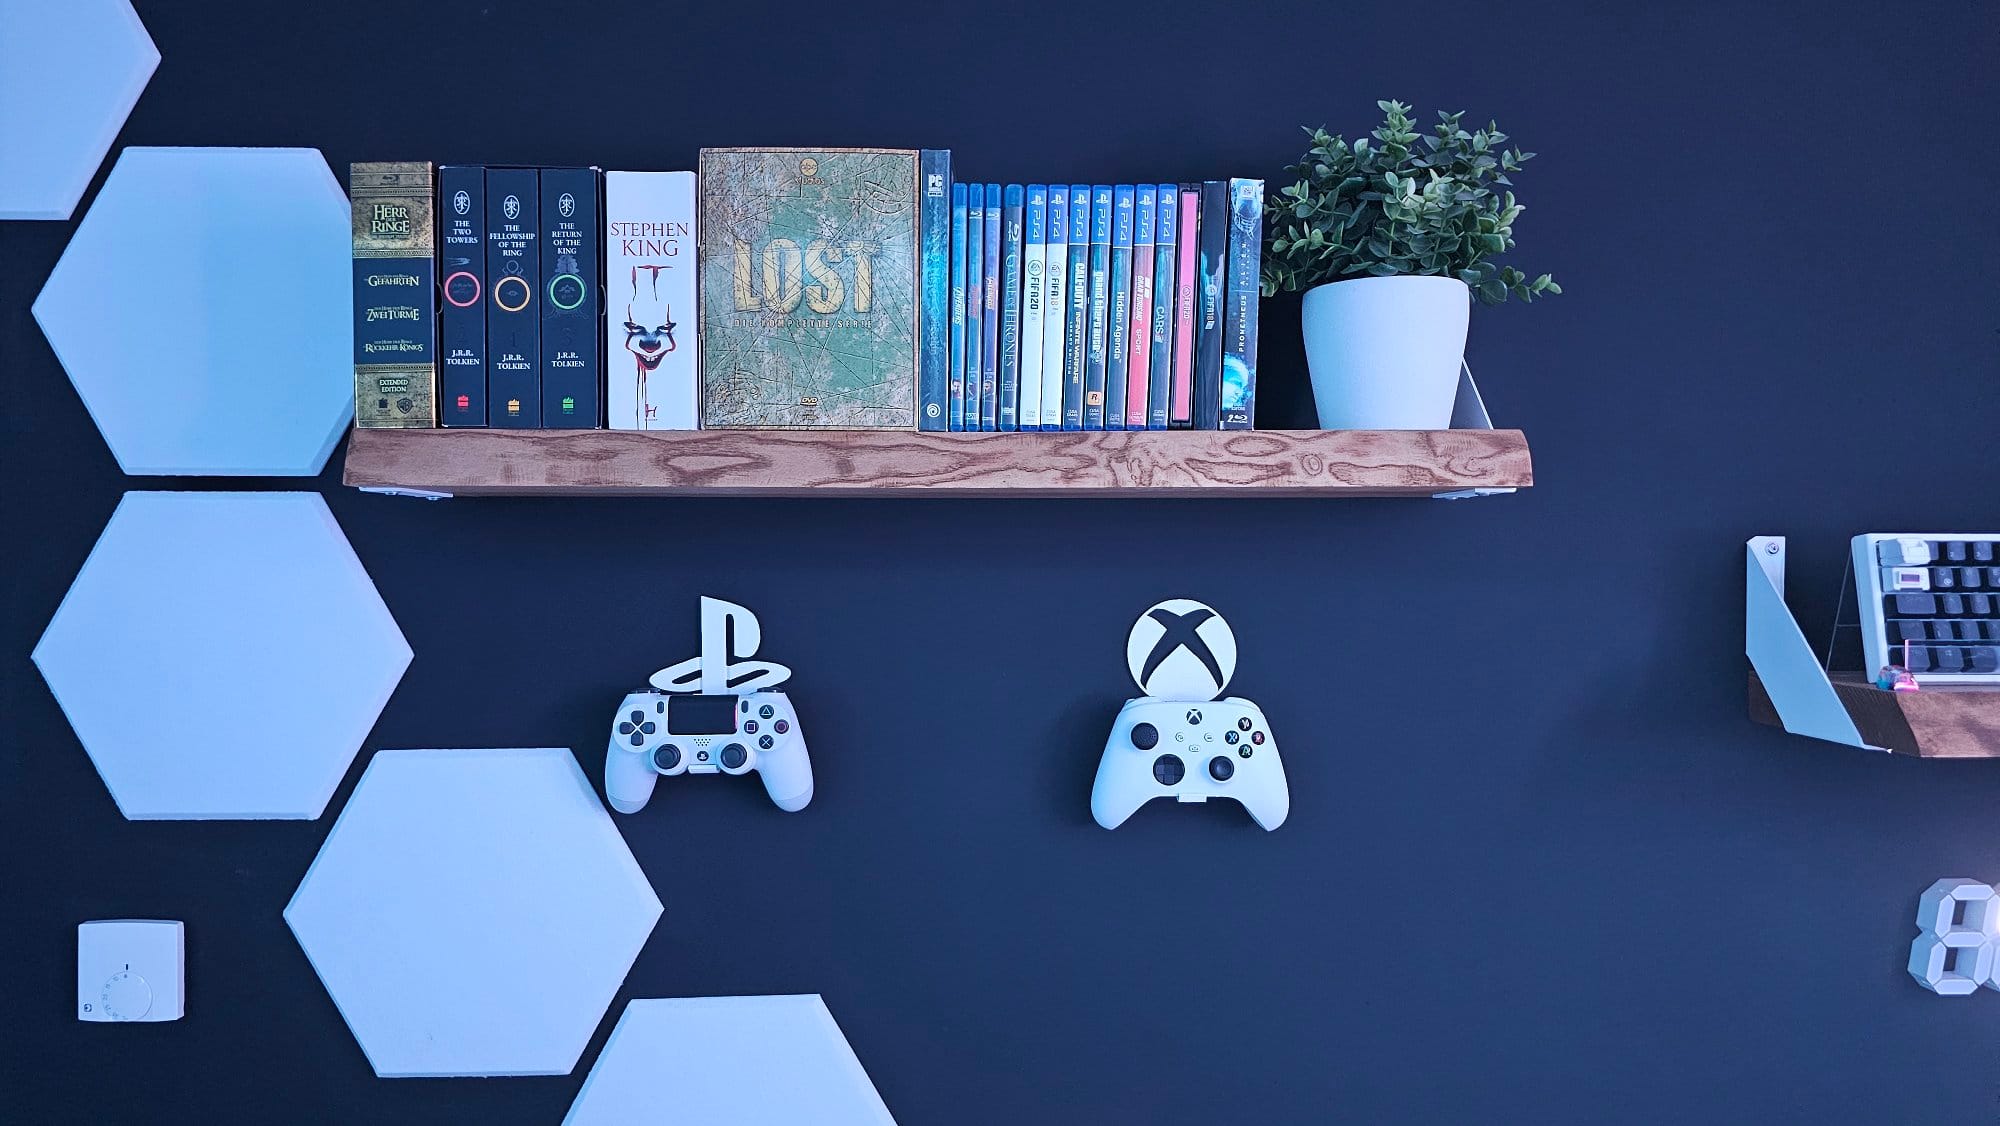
left=1934, top=568, right=1957, bottom=589
left=1933, top=646, right=1967, bottom=672
left=1977, top=542, right=1995, bottom=563
left=1946, top=541, right=1969, bottom=563
left=1892, top=620, right=1926, bottom=643
left=1970, top=594, right=1993, bottom=616
left=1970, top=649, right=2000, bottom=674
left=1942, top=594, right=1966, bottom=615
left=1963, top=568, right=1985, bottom=589
left=1986, top=621, right=2000, bottom=642
left=1895, top=593, right=1938, bottom=615
left=1908, top=647, right=1935, bottom=672
left=1990, top=567, right=2000, bottom=587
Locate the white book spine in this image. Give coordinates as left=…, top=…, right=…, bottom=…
left=604, top=171, right=699, bottom=430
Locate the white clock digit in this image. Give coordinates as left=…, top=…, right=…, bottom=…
left=1908, top=878, right=2000, bottom=995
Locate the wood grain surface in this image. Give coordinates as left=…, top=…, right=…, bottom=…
left=1749, top=670, right=2000, bottom=757
left=343, top=427, right=1533, bottom=497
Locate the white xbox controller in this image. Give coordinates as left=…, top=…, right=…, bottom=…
left=1090, top=598, right=1289, bottom=830
left=1092, top=697, right=1289, bottom=830
left=603, top=689, right=812, bottom=814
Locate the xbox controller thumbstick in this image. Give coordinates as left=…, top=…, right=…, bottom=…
left=1130, top=722, right=1159, bottom=750
left=721, top=743, right=748, bottom=769
left=653, top=744, right=681, bottom=771
left=1208, top=756, right=1235, bottom=781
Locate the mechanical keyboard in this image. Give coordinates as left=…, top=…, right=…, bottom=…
left=1853, top=534, right=2000, bottom=683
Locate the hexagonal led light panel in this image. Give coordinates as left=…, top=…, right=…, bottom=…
left=33, top=492, right=410, bottom=820
left=0, top=0, right=158, bottom=220
left=566, top=996, right=897, bottom=1125
left=287, top=749, right=663, bottom=1078
left=32, top=147, right=352, bottom=475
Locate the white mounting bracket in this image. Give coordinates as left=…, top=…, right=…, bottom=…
left=1431, top=361, right=1517, bottom=501
left=1745, top=536, right=1882, bottom=751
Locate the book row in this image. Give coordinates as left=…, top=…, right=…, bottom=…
left=944, top=181, right=1262, bottom=432
left=348, top=152, right=1262, bottom=433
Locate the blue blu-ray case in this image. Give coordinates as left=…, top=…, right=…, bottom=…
left=948, top=182, right=968, bottom=431
left=964, top=189, right=984, bottom=431
left=1062, top=184, right=1091, bottom=430
left=1104, top=185, right=1135, bottom=430
left=1082, top=185, right=1113, bottom=430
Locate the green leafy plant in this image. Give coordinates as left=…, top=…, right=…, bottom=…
left=1263, top=100, right=1560, bottom=304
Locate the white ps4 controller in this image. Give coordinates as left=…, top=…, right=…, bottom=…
left=1090, top=599, right=1289, bottom=830
left=602, top=596, right=813, bottom=815
left=603, top=689, right=812, bottom=814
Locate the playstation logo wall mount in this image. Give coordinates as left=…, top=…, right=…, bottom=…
left=603, top=596, right=812, bottom=815
left=1092, top=599, right=1289, bottom=830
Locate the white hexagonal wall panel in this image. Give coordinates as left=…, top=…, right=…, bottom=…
left=32, top=147, right=352, bottom=475
left=287, top=748, right=663, bottom=1078
left=32, top=492, right=410, bottom=819
left=566, top=996, right=897, bottom=1125
left=0, top=0, right=158, bottom=220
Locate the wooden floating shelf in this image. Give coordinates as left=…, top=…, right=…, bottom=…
left=1749, top=671, right=2000, bottom=758
left=342, top=427, right=1532, bottom=499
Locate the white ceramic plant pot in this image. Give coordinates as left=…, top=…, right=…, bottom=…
left=1300, top=275, right=1471, bottom=430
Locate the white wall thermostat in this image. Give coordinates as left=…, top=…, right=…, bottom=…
left=78, top=919, right=184, bottom=1022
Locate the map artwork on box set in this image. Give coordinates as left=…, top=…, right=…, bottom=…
left=698, top=148, right=920, bottom=429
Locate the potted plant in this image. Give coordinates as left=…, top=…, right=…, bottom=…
left=1262, top=100, right=1559, bottom=429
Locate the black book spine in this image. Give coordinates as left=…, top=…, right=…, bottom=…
left=485, top=167, right=540, bottom=427
left=539, top=167, right=601, bottom=428
left=1191, top=180, right=1228, bottom=429
left=437, top=165, right=487, bottom=427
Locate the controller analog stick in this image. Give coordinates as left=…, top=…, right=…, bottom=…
left=1208, top=756, right=1235, bottom=781
left=653, top=744, right=681, bottom=771
left=721, top=743, right=748, bottom=769
left=1130, top=722, right=1159, bottom=750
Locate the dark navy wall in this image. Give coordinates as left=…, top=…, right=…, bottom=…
left=5, top=1, right=1999, bottom=1121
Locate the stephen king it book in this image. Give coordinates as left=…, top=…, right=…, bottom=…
left=604, top=171, right=698, bottom=430
left=697, top=147, right=920, bottom=429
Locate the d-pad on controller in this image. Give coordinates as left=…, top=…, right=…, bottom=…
left=1153, top=755, right=1184, bottom=785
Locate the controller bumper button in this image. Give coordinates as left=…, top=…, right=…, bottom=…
left=1130, top=722, right=1159, bottom=750
left=1152, top=754, right=1184, bottom=786
left=1208, top=756, right=1235, bottom=781
left=720, top=743, right=748, bottom=769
